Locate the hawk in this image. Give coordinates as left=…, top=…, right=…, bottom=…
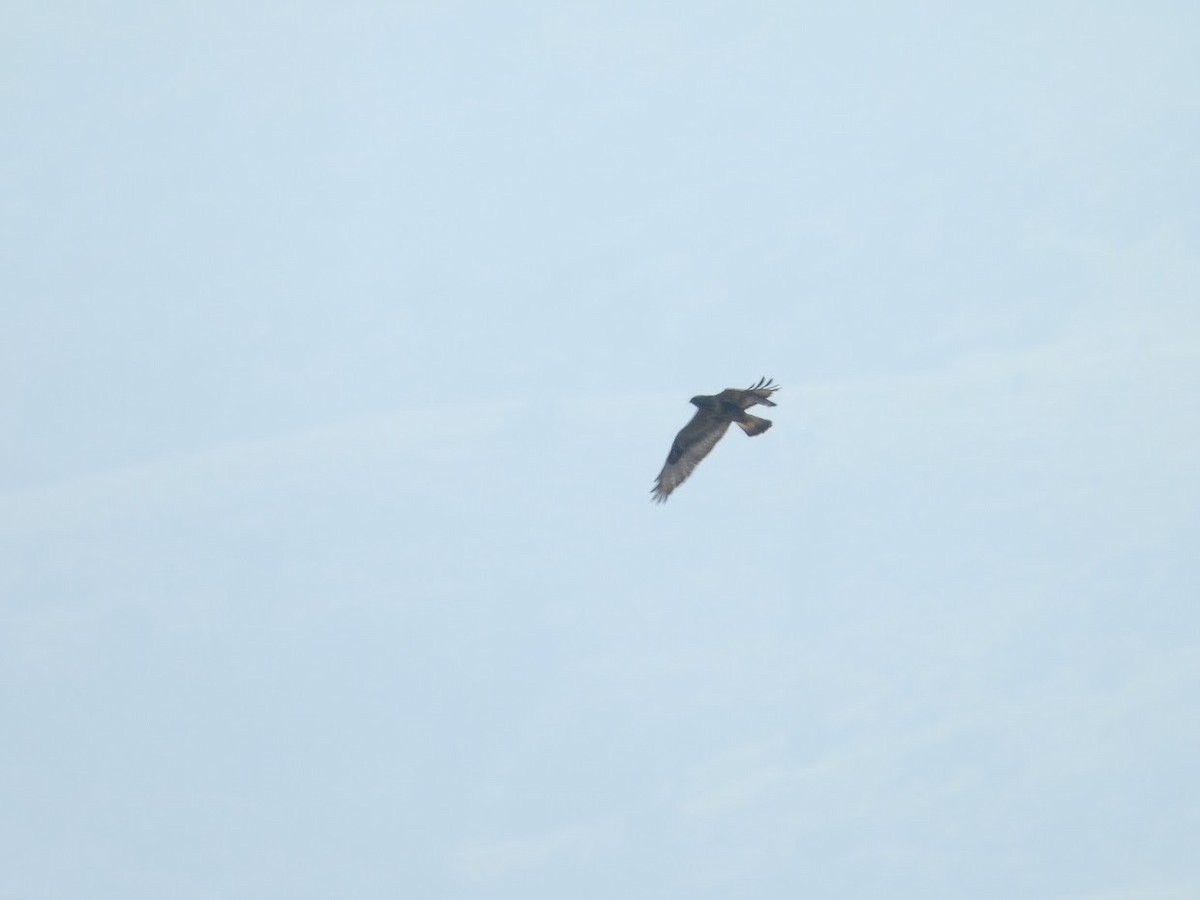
left=651, top=377, right=779, bottom=503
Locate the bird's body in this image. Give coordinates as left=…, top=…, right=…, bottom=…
left=651, top=377, right=779, bottom=502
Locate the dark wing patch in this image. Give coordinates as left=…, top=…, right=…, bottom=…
left=651, top=409, right=732, bottom=503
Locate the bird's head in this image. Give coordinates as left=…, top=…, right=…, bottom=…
left=690, top=395, right=716, bottom=409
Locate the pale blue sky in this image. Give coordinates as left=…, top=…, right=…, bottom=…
left=4, top=3, right=1199, bottom=898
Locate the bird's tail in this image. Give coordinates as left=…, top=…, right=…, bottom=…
left=737, top=414, right=772, bottom=436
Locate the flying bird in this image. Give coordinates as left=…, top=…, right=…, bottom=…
left=651, top=377, right=779, bottom=503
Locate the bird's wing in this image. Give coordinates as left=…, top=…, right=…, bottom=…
left=723, top=376, right=779, bottom=409
left=651, top=409, right=732, bottom=502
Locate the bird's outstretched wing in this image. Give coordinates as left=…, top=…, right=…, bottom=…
left=651, top=409, right=731, bottom=503
left=721, top=376, right=779, bottom=409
